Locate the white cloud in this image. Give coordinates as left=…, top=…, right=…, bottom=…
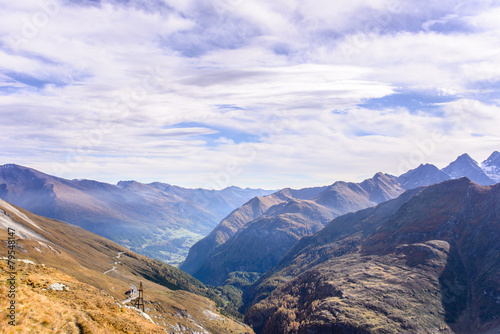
left=0, top=0, right=499, bottom=189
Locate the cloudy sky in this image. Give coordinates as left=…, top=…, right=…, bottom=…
left=1, top=0, right=499, bottom=189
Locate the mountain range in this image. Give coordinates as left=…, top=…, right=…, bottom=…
left=244, top=178, right=500, bottom=333
left=1, top=151, right=500, bottom=333
left=181, top=152, right=500, bottom=287
left=0, top=198, right=252, bottom=333
left=182, top=172, right=406, bottom=285
left=1, top=152, right=497, bottom=272
left=0, top=164, right=273, bottom=265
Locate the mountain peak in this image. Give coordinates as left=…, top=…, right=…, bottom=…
left=1, top=163, right=29, bottom=171
left=222, top=185, right=243, bottom=191
left=485, top=151, right=500, bottom=160
left=417, top=163, right=439, bottom=170
left=397, top=163, right=450, bottom=189
left=442, top=153, right=494, bottom=185
left=116, top=180, right=138, bottom=188
left=456, top=152, right=475, bottom=161
left=2, top=163, right=19, bottom=168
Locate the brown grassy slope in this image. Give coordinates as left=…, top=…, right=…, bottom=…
left=246, top=248, right=454, bottom=334
left=0, top=199, right=253, bottom=334
left=0, top=261, right=165, bottom=334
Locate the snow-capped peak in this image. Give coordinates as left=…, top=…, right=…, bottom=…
left=482, top=151, right=500, bottom=183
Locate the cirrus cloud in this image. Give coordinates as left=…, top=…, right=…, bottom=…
left=0, top=0, right=499, bottom=189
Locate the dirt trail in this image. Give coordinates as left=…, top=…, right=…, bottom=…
left=103, top=266, right=117, bottom=275
left=103, top=251, right=125, bottom=274
left=102, top=251, right=139, bottom=304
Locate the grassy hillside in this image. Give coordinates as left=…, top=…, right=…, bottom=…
left=0, top=198, right=253, bottom=333
left=0, top=260, right=165, bottom=333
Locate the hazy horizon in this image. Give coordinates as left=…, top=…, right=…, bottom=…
left=1, top=150, right=496, bottom=190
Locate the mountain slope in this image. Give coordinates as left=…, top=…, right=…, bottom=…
left=244, top=187, right=423, bottom=310
left=245, top=179, right=500, bottom=334
left=183, top=152, right=499, bottom=288
left=182, top=184, right=334, bottom=275
left=180, top=192, right=293, bottom=274
left=191, top=200, right=336, bottom=286
left=0, top=164, right=273, bottom=265
left=182, top=173, right=406, bottom=285
left=442, top=153, right=494, bottom=185
left=312, top=173, right=404, bottom=212
left=0, top=198, right=253, bottom=333
left=0, top=261, right=166, bottom=333
left=182, top=158, right=464, bottom=281
left=482, top=151, right=500, bottom=183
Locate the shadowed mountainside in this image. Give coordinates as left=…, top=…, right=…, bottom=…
left=182, top=173, right=406, bottom=285
left=245, top=178, right=500, bottom=334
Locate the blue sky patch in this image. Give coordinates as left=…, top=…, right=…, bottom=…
left=166, top=121, right=258, bottom=146
left=358, top=90, right=458, bottom=114
left=5, top=72, right=50, bottom=89
left=466, top=80, right=500, bottom=105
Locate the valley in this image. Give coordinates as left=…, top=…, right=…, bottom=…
left=0, top=164, right=273, bottom=265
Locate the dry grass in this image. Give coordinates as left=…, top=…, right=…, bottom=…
left=246, top=252, right=455, bottom=334
left=0, top=261, right=165, bottom=334
left=0, top=201, right=254, bottom=334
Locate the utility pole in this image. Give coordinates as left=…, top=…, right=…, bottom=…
left=133, top=281, right=145, bottom=312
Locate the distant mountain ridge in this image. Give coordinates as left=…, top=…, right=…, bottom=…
left=181, top=151, right=500, bottom=286
left=397, top=163, right=450, bottom=189
left=1, top=151, right=497, bottom=270
left=0, top=164, right=274, bottom=265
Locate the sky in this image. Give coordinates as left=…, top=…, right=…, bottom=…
left=1, top=0, right=500, bottom=190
